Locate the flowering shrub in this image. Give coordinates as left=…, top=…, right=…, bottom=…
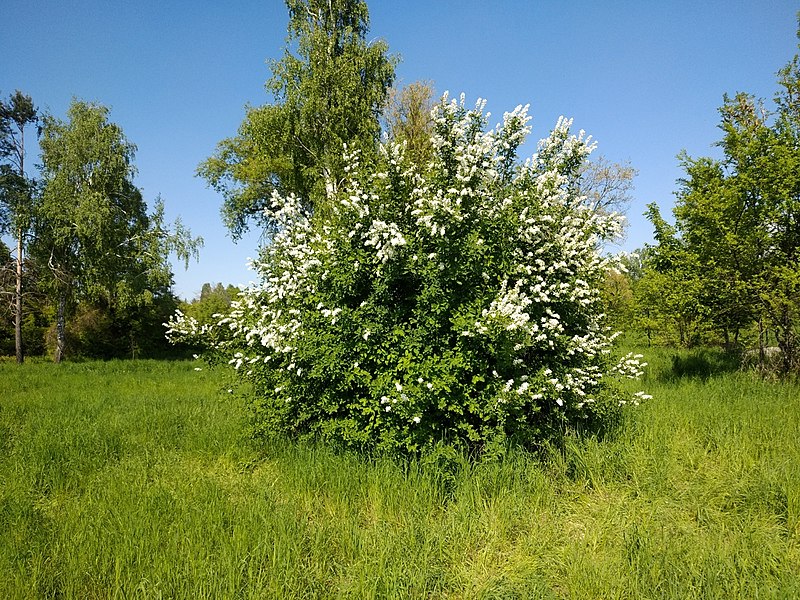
left=168, top=94, right=646, bottom=453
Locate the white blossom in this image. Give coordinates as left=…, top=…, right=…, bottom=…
left=166, top=92, right=650, bottom=449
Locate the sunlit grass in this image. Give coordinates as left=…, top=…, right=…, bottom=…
left=1, top=352, right=798, bottom=598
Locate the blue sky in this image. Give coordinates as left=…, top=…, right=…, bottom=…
left=2, top=1, right=797, bottom=300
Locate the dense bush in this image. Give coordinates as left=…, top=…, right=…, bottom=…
left=41, top=294, right=183, bottom=360
left=169, top=95, right=645, bottom=453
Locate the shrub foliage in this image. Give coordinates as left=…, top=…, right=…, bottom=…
left=169, top=96, right=643, bottom=453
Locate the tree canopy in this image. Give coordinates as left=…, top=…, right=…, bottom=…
left=643, top=39, right=800, bottom=372
left=36, top=99, right=201, bottom=362
left=198, top=0, right=396, bottom=239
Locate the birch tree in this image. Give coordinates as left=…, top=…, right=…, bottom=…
left=0, top=91, right=38, bottom=363
left=198, top=0, right=396, bottom=239
left=36, top=100, right=200, bottom=362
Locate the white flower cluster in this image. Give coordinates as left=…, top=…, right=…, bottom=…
left=612, top=352, right=648, bottom=379
left=164, top=309, right=213, bottom=344
left=473, top=280, right=535, bottom=336
left=364, top=219, right=407, bottom=264
left=610, top=352, right=652, bottom=406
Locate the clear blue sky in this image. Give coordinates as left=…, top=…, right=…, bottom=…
left=2, top=1, right=797, bottom=300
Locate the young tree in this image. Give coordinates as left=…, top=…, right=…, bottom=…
left=198, top=0, right=396, bottom=239
left=0, top=90, right=38, bottom=363
left=384, top=80, right=436, bottom=168
left=645, top=28, right=800, bottom=371
left=643, top=201, right=716, bottom=347
left=671, top=151, right=759, bottom=347
left=36, top=100, right=201, bottom=362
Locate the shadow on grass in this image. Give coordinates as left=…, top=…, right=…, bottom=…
left=663, top=348, right=741, bottom=382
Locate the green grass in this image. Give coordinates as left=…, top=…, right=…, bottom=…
left=1, top=352, right=799, bottom=598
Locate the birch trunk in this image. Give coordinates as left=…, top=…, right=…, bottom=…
left=15, top=232, right=23, bottom=364
left=54, top=294, right=66, bottom=363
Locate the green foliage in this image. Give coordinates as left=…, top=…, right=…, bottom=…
left=0, top=90, right=37, bottom=237
left=0, top=241, right=49, bottom=357
left=44, top=303, right=113, bottom=358
left=198, top=0, right=396, bottom=239
left=172, top=97, right=641, bottom=454
left=35, top=99, right=200, bottom=361
left=180, top=282, right=240, bottom=326
left=41, top=292, right=184, bottom=360
left=38, top=101, right=186, bottom=306
left=384, top=80, right=436, bottom=167
left=19, top=310, right=47, bottom=357
left=600, top=268, right=634, bottom=332
left=0, top=259, right=12, bottom=355
left=642, top=32, right=800, bottom=370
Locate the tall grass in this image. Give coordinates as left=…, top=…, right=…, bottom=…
left=1, top=352, right=798, bottom=598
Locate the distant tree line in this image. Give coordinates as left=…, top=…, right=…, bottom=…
left=0, top=232, right=238, bottom=359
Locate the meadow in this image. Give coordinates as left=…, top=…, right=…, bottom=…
left=1, top=349, right=798, bottom=599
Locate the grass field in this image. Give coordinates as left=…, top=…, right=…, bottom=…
left=1, top=350, right=799, bottom=598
